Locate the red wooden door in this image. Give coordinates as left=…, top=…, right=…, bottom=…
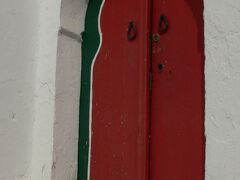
left=79, top=0, right=150, bottom=179
left=150, top=0, right=205, bottom=179
left=79, top=0, right=205, bottom=180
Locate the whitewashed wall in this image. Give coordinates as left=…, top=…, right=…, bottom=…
left=0, top=0, right=87, bottom=179
left=0, top=0, right=39, bottom=179
left=204, top=0, right=240, bottom=179
left=52, top=0, right=88, bottom=179
left=31, top=0, right=61, bottom=180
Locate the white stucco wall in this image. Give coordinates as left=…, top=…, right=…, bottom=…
left=52, top=0, right=88, bottom=179
left=0, top=0, right=87, bottom=179
left=204, top=0, right=240, bottom=179
left=31, top=0, right=61, bottom=179
left=0, top=0, right=38, bottom=179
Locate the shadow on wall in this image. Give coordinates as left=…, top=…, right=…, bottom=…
left=52, top=0, right=88, bottom=180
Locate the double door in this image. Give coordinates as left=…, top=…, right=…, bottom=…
left=78, top=0, right=205, bottom=179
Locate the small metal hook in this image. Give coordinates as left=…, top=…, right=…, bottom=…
left=159, top=15, right=168, bottom=34
left=127, top=21, right=137, bottom=41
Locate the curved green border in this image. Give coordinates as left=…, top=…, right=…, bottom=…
left=78, top=0, right=103, bottom=179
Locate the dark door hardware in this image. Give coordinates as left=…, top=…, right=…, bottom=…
left=127, top=21, right=137, bottom=41
left=159, top=14, right=168, bottom=34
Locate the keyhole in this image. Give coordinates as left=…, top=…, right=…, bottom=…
left=158, top=64, right=163, bottom=71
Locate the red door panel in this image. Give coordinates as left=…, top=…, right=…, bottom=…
left=150, top=0, right=205, bottom=180
left=80, top=1, right=205, bottom=179
left=89, top=1, right=150, bottom=180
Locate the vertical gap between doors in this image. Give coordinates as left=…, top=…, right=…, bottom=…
left=148, top=0, right=153, bottom=179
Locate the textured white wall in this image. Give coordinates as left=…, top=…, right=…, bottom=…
left=204, top=0, right=240, bottom=179
left=0, top=0, right=87, bottom=179
left=52, top=0, right=88, bottom=179
left=0, top=0, right=63, bottom=179
left=0, top=0, right=39, bottom=179
left=31, top=0, right=61, bottom=180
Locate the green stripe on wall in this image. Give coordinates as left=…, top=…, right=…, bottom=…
left=78, top=0, right=103, bottom=179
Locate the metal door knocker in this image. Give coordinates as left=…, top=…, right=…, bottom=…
left=127, top=21, right=137, bottom=41
left=159, top=14, right=168, bottom=34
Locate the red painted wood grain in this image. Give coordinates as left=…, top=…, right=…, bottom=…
left=150, top=0, right=205, bottom=179
left=89, top=1, right=150, bottom=179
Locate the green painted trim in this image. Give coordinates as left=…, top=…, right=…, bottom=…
left=78, top=0, right=103, bottom=179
